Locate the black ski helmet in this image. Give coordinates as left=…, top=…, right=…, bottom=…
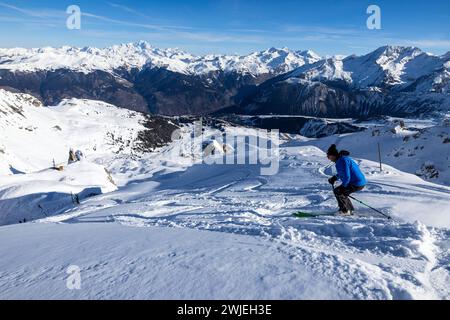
left=327, top=144, right=339, bottom=157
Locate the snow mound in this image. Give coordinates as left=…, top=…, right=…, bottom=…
left=0, top=161, right=117, bottom=225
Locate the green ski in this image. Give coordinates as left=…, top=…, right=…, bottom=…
left=292, top=211, right=336, bottom=218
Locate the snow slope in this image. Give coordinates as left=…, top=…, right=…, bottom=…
left=0, top=41, right=321, bottom=76
left=0, top=223, right=345, bottom=300
left=0, top=89, right=148, bottom=174
left=0, top=94, right=449, bottom=299
left=0, top=161, right=117, bottom=225
left=42, top=125, right=450, bottom=228
left=0, top=123, right=449, bottom=299
left=299, top=118, right=450, bottom=186
left=0, top=90, right=152, bottom=225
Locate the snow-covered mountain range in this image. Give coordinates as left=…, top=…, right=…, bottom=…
left=287, top=46, right=449, bottom=91
left=241, top=46, right=449, bottom=118
left=0, top=41, right=321, bottom=76
left=0, top=42, right=448, bottom=117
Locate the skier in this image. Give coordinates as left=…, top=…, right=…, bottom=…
left=326, top=144, right=366, bottom=216
left=68, top=148, right=77, bottom=164
left=75, top=149, right=84, bottom=161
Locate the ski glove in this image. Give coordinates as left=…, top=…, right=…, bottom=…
left=328, top=175, right=338, bottom=185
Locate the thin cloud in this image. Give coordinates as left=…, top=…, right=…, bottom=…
left=78, top=27, right=266, bottom=45
left=0, top=2, right=268, bottom=45
left=0, top=2, right=45, bottom=17
left=0, top=2, right=192, bottom=31
left=106, top=2, right=136, bottom=14
left=0, top=2, right=63, bottom=19
left=105, top=2, right=194, bottom=30
left=0, top=15, right=58, bottom=28
left=82, top=11, right=193, bottom=31
left=106, top=1, right=152, bottom=20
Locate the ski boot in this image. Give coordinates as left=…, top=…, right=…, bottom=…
left=336, top=210, right=353, bottom=216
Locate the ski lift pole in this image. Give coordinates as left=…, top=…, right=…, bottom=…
left=377, top=142, right=383, bottom=172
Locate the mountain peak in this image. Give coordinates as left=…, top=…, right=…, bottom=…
left=116, top=40, right=153, bottom=50
left=298, top=49, right=321, bottom=59
left=372, top=45, right=423, bottom=58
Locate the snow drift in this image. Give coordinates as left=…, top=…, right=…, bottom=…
left=0, top=161, right=117, bottom=225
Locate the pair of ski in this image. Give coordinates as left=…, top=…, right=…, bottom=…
left=292, top=185, right=392, bottom=220
left=292, top=211, right=336, bottom=218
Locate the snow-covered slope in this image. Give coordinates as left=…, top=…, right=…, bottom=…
left=0, top=222, right=347, bottom=299
left=0, top=124, right=449, bottom=299
left=0, top=161, right=117, bottom=225
left=1, top=90, right=449, bottom=299
left=0, top=89, right=149, bottom=174
left=0, top=89, right=177, bottom=225
left=0, top=89, right=147, bottom=224
left=0, top=41, right=321, bottom=76
left=300, top=118, right=450, bottom=186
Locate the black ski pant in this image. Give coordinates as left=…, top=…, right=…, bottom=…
left=333, top=185, right=365, bottom=212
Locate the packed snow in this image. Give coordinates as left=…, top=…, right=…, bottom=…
left=0, top=94, right=449, bottom=300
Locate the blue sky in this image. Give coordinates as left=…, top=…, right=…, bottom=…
left=0, top=0, right=448, bottom=56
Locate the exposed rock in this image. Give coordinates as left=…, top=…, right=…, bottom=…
left=416, top=162, right=439, bottom=179
left=133, top=116, right=180, bottom=153
left=0, top=69, right=148, bottom=113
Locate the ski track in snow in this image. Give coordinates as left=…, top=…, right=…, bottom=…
left=29, top=138, right=450, bottom=300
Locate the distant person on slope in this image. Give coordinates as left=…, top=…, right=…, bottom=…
left=68, top=148, right=77, bottom=164
left=75, top=150, right=84, bottom=161
left=326, top=144, right=366, bottom=216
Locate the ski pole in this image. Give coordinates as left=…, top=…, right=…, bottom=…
left=331, top=184, right=391, bottom=220
left=347, top=194, right=391, bottom=220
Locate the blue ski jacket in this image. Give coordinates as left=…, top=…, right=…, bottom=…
left=335, top=152, right=366, bottom=187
